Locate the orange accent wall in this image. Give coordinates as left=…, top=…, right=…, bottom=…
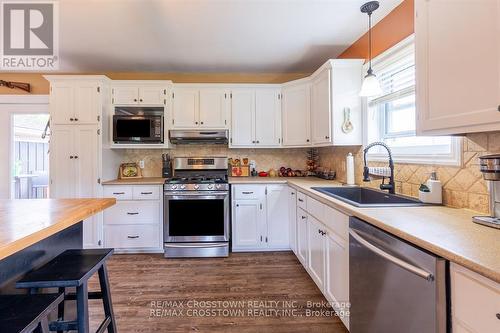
left=339, top=0, right=414, bottom=60
left=0, top=72, right=309, bottom=95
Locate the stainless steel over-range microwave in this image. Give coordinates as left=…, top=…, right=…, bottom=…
left=113, top=106, right=164, bottom=144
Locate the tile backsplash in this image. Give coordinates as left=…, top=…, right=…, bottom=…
left=319, top=131, right=500, bottom=214
left=120, top=147, right=309, bottom=178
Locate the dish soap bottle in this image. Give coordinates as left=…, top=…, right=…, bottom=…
left=418, top=171, right=442, bottom=204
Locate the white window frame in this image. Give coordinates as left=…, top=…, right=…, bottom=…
left=363, top=35, right=462, bottom=166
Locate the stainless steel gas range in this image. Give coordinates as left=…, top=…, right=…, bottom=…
left=163, top=157, right=229, bottom=258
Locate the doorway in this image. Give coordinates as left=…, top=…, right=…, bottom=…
left=11, top=114, right=50, bottom=199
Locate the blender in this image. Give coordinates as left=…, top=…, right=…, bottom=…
left=473, top=154, right=500, bottom=229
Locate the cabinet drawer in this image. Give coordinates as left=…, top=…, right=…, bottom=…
left=296, top=192, right=307, bottom=210
left=104, top=224, right=160, bottom=249
left=132, top=185, right=161, bottom=200
left=323, top=206, right=349, bottom=241
left=233, top=185, right=266, bottom=200
left=103, top=201, right=160, bottom=225
left=306, top=196, right=325, bottom=221
left=451, top=263, right=500, bottom=333
left=103, top=186, right=133, bottom=200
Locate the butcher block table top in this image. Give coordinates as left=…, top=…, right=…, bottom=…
left=0, top=198, right=115, bottom=261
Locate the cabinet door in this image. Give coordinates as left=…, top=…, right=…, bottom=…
left=230, top=89, right=255, bottom=147
left=416, top=0, right=500, bottom=135
left=74, top=82, right=100, bottom=124
left=282, top=83, right=311, bottom=146
left=139, top=87, right=165, bottom=105
left=296, top=207, right=308, bottom=266
left=49, top=126, right=76, bottom=198
left=266, top=185, right=289, bottom=249
left=74, top=125, right=101, bottom=249
left=307, top=215, right=326, bottom=291
left=50, top=82, right=74, bottom=125
left=311, top=68, right=332, bottom=145
left=199, top=88, right=228, bottom=128
left=288, top=187, right=297, bottom=254
left=325, top=230, right=349, bottom=329
left=113, top=87, right=139, bottom=105
left=171, top=88, right=199, bottom=128
left=232, top=200, right=265, bottom=250
left=255, top=89, right=281, bottom=147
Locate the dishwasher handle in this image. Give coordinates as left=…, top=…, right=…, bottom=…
left=349, top=229, right=434, bottom=281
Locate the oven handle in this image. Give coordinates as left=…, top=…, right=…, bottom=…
left=164, top=192, right=228, bottom=197
left=349, top=229, right=434, bottom=281
left=164, top=243, right=228, bottom=248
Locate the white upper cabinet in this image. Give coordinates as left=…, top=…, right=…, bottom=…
left=199, top=88, right=228, bottom=128
left=255, top=89, right=281, bottom=146
left=311, top=68, right=332, bottom=145
left=171, top=86, right=228, bottom=129
left=50, top=80, right=101, bottom=125
left=416, top=0, right=500, bottom=135
left=231, top=89, right=255, bottom=146
left=112, top=85, right=166, bottom=105
left=310, top=60, right=363, bottom=146
left=171, top=87, right=199, bottom=128
left=282, top=81, right=311, bottom=146
left=230, top=87, right=281, bottom=148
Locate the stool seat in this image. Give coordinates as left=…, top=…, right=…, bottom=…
left=0, top=293, right=64, bottom=333
left=16, top=249, right=113, bottom=288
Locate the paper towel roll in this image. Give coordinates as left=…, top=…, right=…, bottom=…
left=346, top=153, right=355, bottom=185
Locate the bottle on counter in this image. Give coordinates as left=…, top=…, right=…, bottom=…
left=346, top=152, right=355, bottom=186
left=419, top=171, right=442, bottom=204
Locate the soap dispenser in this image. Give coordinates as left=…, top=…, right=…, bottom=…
left=418, top=171, right=442, bottom=204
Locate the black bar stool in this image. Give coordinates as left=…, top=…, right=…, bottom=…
left=0, top=293, right=64, bottom=333
left=15, top=249, right=116, bottom=333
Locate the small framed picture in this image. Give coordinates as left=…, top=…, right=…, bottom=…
left=118, top=163, right=142, bottom=179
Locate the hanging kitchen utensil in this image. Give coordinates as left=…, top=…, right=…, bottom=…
left=341, top=107, right=354, bottom=133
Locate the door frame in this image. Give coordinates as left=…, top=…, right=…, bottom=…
left=0, top=95, right=49, bottom=199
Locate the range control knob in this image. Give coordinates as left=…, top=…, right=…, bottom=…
left=180, top=184, right=186, bottom=190
left=207, top=184, right=213, bottom=190
left=194, top=184, right=200, bottom=190
left=171, top=184, right=177, bottom=190
left=215, top=184, right=221, bottom=189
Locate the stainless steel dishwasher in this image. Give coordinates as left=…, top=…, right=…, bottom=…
left=349, top=217, right=447, bottom=333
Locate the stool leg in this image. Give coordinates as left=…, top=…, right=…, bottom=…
left=76, top=282, right=89, bottom=333
left=57, top=287, right=65, bottom=333
left=98, top=264, right=116, bottom=333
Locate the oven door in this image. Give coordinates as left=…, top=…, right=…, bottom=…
left=113, top=115, right=163, bottom=143
left=164, top=191, right=229, bottom=242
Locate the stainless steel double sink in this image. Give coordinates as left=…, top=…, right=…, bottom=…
left=311, top=187, right=427, bottom=207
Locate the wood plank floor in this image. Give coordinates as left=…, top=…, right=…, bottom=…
left=88, top=252, right=348, bottom=333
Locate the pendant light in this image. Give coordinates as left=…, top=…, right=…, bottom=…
left=359, top=1, right=383, bottom=97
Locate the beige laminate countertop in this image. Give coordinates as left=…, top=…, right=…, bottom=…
left=229, top=176, right=289, bottom=184
left=232, top=177, right=500, bottom=283
left=102, top=177, right=166, bottom=185
left=0, top=198, right=115, bottom=260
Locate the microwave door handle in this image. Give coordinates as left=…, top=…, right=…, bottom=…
left=349, top=229, right=434, bottom=281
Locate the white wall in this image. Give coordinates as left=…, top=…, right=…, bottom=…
left=0, top=95, right=49, bottom=199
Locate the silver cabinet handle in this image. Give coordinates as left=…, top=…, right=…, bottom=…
left=113, top=192, right=125, bottom=195
left=127, top=212, right=139, bottom=215
left=242, top=191, right=254, bottom=194
left=127, top=235, right=139, bottom=239
left=349, top=229, right=434, bottom=281
left=140, top=191, right=153, bottom=195
left=298, top=198, right=304, bottom=202
left=301, top=215, right=306, bottom=219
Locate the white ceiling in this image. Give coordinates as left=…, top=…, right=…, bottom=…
left=57, top=0, right=403, bottom=73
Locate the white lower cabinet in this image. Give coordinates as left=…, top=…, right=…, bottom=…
left=450, top=263, right=500, bottom=333
left=307, top=215, right=326, bottom=291
left=102, top=184, right=163, bottom=252
left=292, top=189, right=350, bottom=330
left=288, top=187, right=297, bottom=254
left=231, top=184, right=289, bottom=251
left=296, top=207, right=309, bottom=266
